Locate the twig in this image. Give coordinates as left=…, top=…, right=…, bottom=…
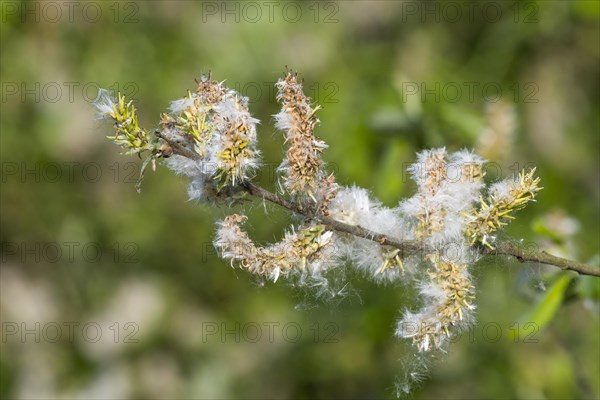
left=160, top=137, right=600, bottom=278
left=155, top=130, right=199, bottom=160
left=242, top=182, right=428, bottom=256
left=485, top=241, right=599, bottom=277
left=244, top=182, right=599, bottom=277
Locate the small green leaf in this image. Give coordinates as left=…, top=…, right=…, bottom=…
left=510, top=274, right=572, bottom=341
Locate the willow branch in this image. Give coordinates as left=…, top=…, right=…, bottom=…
left=155, top=130, right=199, bottom=160
left=242, top=181, right=427, bottom=256
left=160, top=137, right=599, bottom=278
left=242, top=182, right=599, bottom=278
left=485, top=241, right=600, bottom=277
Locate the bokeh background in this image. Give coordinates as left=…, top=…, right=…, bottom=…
left=1, top=1, right=599, bottom=399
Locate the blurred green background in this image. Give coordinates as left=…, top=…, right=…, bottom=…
left=1, top=1, right=599, bottom=399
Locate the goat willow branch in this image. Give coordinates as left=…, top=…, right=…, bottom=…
left=242, top=181, right=427, bottom=256
left=244, top=182, right=599, bottom=277
left=155, top=128, right=598, bottom=278
left=94, top=70, right=599, bottom=361
left=485, top=241, right=599, bottom=277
